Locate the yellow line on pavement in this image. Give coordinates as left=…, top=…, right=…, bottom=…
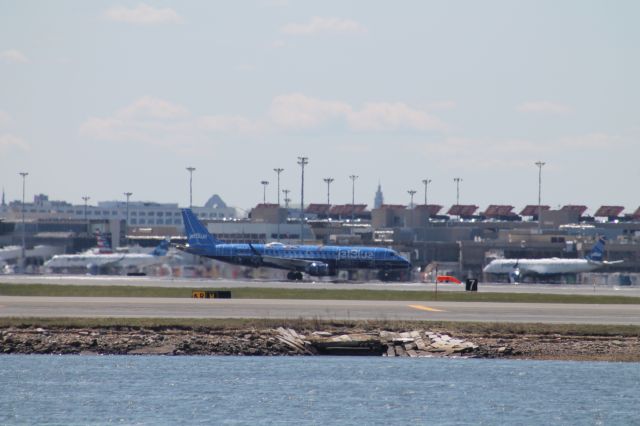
left=408, top=304, right=445, bottom=313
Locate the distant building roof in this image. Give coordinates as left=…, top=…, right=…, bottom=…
left=561, top=205, right=588, bottom=216
left=447, top=205, right=479, bottom=217
left=632, top=207, right=640, bottom=220
left=329, top=204, right=368, bottom=216
left=520, top=205, right=550, bottom=216
left=204, top=194, right=227, bottom=209
left=379, top=204, right=407, bottom=210
left=483, top=205, right=516, bottom=218
left=305, top=204, right=332, bottom=215
left=414, top=204, right=443, bottom=215
left=594, top=206, right=624, bottom=217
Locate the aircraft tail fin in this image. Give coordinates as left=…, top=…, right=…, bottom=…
left=151, top=239, right=170, bottom=256
left=586, top=237, right=606, bottom=262
left=181, top=209, right=218, bottom=248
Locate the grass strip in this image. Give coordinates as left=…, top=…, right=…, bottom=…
left=1, top=283, right=639, bottom=304
left=0, top=316, right=638, bottom=337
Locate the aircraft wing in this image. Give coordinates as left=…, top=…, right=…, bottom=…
left=604, top=260, right=624, bottom=265
left=260, top=255, right=321, bottom=271
left=94, top=255, right=127, bottom=268
left=247, top=243, right=325, bottom=271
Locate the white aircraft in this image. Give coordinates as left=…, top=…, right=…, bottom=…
left=483, top=237, right=623, bottom=283
left=44, top=239, right=170, bottom=275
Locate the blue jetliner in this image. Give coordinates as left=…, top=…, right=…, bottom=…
left=179, top=209, right=411, bottom=280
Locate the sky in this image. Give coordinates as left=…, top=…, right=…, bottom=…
left=1, top=1, right=638, bottom=214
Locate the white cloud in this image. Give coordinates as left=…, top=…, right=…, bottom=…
left=0, top=49, right=29, bottom=64
left=0, top=134, right=29, bottom=152
left=79, top=97, right=258, bottom=148
left=104, top=4, right=183, bottom=25
left=80, top=97, right=191, bottom=145
left=281, top=17, right=366, bottom=35
left=517, top=101, right=571, bottom=114
left=556, top=132, right=622, bottom=149
left=348, top=102, right=446, bottom=132
left=269, top=93, right=445, bottom=132
left=79, top=94, right=448, bottom=148
left=116, top=96, right=189, bottom=119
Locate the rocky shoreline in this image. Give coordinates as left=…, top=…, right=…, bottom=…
left=2, top=326, right=639, bottom=361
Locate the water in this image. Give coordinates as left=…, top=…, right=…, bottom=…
left=0, top=356, right=638, bottom=425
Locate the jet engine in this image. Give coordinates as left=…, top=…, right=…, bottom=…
left=305, top=262, right=330, bottom=276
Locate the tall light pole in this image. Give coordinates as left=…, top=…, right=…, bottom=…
left=273, top=168, right=284, bottom=241
left=273, top=168, right=284, bottom=206
left=453, top=177, right=462, bottom=206
left=323, top=178, right=334, bottom=205
left=82, top=196, right=90, bottom=234
left=186, top=166, right=196, bottom=209
left=422, top=178, right=432, bottom=224
left=297, top=156, right=308, bottom=244
left=408, top=190, right=417, bottom=208
left=408, top=189, right=417, bottom=228
left=18, top=172, right=28, bottom=273
left=535, top=161, right=546, bottom=233
left=282, top=189, right=290, bottom=209
left=422, top=179, right=431, bottom=206
left=260, top=180, right=269, bottom=204
left=349, top=175, right=358, bottom=221
left=124, top=192, right=132, bottom=245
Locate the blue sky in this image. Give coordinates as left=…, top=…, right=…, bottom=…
left=1, top=1, right=638, bottom=214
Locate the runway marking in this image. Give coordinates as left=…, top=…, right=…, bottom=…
left=408, top=304, right=445, bottom=313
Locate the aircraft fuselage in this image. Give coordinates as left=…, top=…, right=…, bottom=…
left=182, top=242, right=410, bottom=275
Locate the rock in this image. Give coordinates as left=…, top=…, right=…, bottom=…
left=395, top=346, right=407, bottom=357
left=415, top=338, right=427, bottom=351
left=392, top=337, right=414, bottom=344
left=404, top=342, right=416, bottom=351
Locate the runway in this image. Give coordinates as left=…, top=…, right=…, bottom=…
left=1, top=296, right=638, bottom=325
left=3, top=275, right=640, bottom=297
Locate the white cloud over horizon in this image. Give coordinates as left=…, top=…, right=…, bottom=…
left=0, top=134, right=29, bottom=153
left=269, top=93, right=446, bottom=132
left=104, top=4, right=183, bottom=25
left=517, top=101, right=571, bottom=114
left=0, top=49, right=29, bottom=64
left=281, top=17, right=366, bottom=35
left=79, top=94, right=448, bottom=147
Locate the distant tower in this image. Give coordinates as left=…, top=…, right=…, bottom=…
left=374, top=182, right=384, bottom=209
left=1, top=187, right=5, bottom=206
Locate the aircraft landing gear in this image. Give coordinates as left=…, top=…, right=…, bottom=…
left=287, top=271, right=303, bottom=281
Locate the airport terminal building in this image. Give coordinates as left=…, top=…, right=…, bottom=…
left=1, top=190, right=640, bottom=281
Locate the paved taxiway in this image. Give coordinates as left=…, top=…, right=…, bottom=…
left=0, top=296, right=638, bottom=325
left=3, top=275, right=640, bottom=297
